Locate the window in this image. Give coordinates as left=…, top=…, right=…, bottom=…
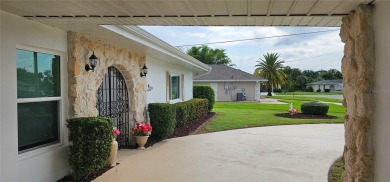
left=16, top=49, right=61, bottom=153
left=170, top=74, right=180, bottom=101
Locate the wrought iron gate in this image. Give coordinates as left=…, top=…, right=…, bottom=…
left=96, top=66, right=130, bottom=147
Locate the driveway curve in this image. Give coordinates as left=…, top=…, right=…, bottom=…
left=95, top=124, right=344, bottom=182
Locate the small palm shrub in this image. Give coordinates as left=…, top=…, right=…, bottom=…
left=301, top=102, right=329, bottom=115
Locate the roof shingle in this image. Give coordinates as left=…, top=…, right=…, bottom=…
left=194, top=64, right=267, bottom=82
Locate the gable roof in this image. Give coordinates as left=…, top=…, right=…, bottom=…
left=194, top=64, right=267, bottom=82
left=307, top=79, right=343, bottom=85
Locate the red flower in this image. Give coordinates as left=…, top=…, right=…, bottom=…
left=132, top=121, right=153, bottom=136
left=112, top=127, right=121, bottom=136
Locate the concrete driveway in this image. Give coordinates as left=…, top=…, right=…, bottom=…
left=95, top=124, right=344, bottom=182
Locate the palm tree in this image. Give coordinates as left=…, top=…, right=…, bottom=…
left=254, top=52, right=287, bottom=96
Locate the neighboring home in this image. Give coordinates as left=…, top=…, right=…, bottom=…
left=307, top=80, right=343, bottom=92
left=0, top=11, right=210, bottom=181
left=194, top=65, right=267, bottom=102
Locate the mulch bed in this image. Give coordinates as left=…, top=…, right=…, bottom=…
left=275, top=113, right=338, bottom=119
left=56, top=163, right=119, bottom=182
left=169, top=112, right=216, bottom=138
left=122, top=112, right=216, bottom=149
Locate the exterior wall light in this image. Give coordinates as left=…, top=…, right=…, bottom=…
left=85, top=51, right=98, bottom=72
left=140, top=64, right=148, bottom=77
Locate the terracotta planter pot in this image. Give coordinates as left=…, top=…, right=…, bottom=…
left=107, top=138, right=118, bottom=167
left=135, top=136, right=149, bottom=150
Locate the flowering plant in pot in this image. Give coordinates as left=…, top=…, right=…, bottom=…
left=131, top=122, right=152, bottom=149
left=107, top=127, right=120, bottom=166
left=288, top=108, right=298, bottom=115
left=112, top=127, right=121, bottom=137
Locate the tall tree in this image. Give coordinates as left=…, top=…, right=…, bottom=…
left=254, top=52, right=286, bottom=96
left=186, top=45, right=233, bottom=65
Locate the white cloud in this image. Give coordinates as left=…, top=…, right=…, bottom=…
left=140, top=26, right=344, bottom=73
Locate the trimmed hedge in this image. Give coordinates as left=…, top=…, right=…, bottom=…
left=301, top=102, right=329, bottom=115
left=324, top=89, right=330, bottom=92
left=148, top=103, right=176, bottom=141
left=67, top=117, right=113, bottom=181
left=193, top=85, right=215, bottom=111
left=175, top=99, right=208, bottom=127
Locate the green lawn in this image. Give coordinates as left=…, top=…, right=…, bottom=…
left=205, top=98, right=345, bottom=132
left=270, top=96, right=343, bottom=103
left=277, top=91, right=343, bottom=95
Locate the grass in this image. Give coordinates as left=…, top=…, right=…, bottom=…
left=277, top=91, right=344, bottom=95
left=329, top=157, right=344, bottom=182
left=270, top=96, right=343, bottom=103
left=205, top=97, right=345, bottom=132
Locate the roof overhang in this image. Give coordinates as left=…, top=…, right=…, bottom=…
left=103, top=25, right=211, bottom=72
left=1, top=0, right=373, bottom=27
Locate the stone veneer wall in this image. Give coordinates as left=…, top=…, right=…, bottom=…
left=68, top=32, right=147, bottom=123
left=340, top=5, right=375, bottom=181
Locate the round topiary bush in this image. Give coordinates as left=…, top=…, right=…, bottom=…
left=301, top=102, right=329, bottom=115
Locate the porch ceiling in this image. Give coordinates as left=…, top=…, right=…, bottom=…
left=1, top=0, right=372, bottom=28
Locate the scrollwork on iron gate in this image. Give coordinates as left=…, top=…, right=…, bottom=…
left=96, top=66, right=130, bottom=147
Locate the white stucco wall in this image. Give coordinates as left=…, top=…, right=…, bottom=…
left=146, top=57, right=194, bottom=104
left=0, top=11, right=69, bottom=181
left=216, top=82, right=257, bottom=101
left=373, top=1, right=390, bottom=181
left=309, top=84, right=343, bottom=92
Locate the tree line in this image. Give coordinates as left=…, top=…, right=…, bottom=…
left=186, top=45, right=342, bottom=96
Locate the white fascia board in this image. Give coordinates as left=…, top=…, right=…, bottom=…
left=101, top=25, right=211, bottom=72
left=194, top=80, right=268, bottom=82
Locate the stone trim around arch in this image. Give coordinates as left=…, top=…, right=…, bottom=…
left=67, top=32, right=147, bottom=123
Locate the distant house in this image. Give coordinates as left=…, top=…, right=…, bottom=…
left=194, top=65, right=267, bottom=101
left=307, top=80, right=343, bottom=92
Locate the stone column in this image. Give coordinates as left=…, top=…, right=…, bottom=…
left=340, top=5, right=375, bottom=181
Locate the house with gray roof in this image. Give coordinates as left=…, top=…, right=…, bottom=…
left=307, top=80, right=343, bottom=92
left=194, top=64, right=267, bottom=101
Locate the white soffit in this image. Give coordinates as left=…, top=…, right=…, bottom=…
left=1, top=0, right=373, bottom=27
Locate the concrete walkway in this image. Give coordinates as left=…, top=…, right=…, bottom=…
left=95, top=124, right=344, bottom=182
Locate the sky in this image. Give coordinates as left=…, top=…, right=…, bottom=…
left=140, top=26, right=344, bottom=74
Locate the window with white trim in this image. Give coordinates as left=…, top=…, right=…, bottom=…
left=169, top=74, right=181, bottom=101
left=16, top=49, right=61, bottom=153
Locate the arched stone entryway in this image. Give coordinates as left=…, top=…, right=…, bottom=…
left=68, top=32, right=147, bottom=137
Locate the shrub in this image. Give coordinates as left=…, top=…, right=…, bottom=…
left=148, top=103, right=176, bottom=141
left=316, top=89, right=321, bottom=92
left=301, top=102, right=329, bottom=115
left=193, top=85, right=215, bottom=111
left=174, top=99, right=208, bottom=128
left=67, top=117, right=113, bottom=181
left=174, top=102, right=190, bottom=127
left=306, top=86, right=314, bottom=92
left=273, top=88, right=283, bottom=93
left=324, top=89, right=330, bottom=92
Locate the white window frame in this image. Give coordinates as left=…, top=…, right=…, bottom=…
left=16, top=45, right=65, bottom=158
left=169, top=73, right=181, bottom=103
